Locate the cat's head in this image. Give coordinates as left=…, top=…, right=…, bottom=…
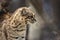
left=21, top=7, right=36, bottom=23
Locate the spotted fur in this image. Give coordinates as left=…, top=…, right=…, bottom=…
left=1, top=7, right=36, bottom=40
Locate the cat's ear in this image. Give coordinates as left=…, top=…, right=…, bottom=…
left=21, top=8, right=28, bottom=16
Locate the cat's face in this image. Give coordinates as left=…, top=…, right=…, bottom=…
left=21, top=7, right=36, bottom=23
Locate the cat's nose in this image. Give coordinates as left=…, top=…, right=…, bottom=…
left=32, top=18, right=36, bottom=23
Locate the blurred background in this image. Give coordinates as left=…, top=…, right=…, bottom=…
left=0, top=0, right=60, bottom=40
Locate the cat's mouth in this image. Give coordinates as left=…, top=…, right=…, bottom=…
left=30, top=18, right=36, bottom=23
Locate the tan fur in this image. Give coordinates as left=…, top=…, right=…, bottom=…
left=1, top=7, right=36, bottom=40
